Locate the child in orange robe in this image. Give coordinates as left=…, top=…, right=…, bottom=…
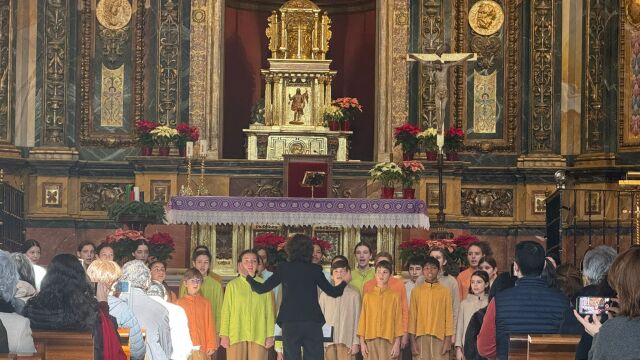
left=175, top=268, right=217, bottom=358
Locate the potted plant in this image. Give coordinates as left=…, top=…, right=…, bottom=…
left=394, top=124, right=421, bottom=160
left=147, top=232, right=176, bottom=262
left=321, top=104, right=343, bottom=131
left=254, top=232, right=288, bottom=270
left=369, top=161, right=402, bottom=199
left=333, top=97, right=363, bottom=131
left=102, top=229, right=147, bottom=264
left=417, top=128, right=438, bottom=160
left=174, top=123, right=200, bottom=157
left=150, top=125, right=178, bottom=156
left=399, top=238, right=430, bottom=267
left=135, top=120, right=159, bottom=156
left=444, top=127, right=465, bottom=161
left=399, top=160, right=425, bottom=199
left=107, top=200, right=166, bottom=232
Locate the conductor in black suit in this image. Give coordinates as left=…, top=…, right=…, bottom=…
left=239, top=233, right=350, bottom=360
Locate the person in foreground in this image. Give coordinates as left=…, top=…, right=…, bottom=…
left=574, top=246, right=640, bottom=360
left=240, top=234, right=349, bottom=360
left=477, top=240, right=569, bottom=360
left=0, top=250, right=35, bottom=354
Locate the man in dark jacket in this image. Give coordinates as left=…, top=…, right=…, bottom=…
left=477, top=240, right=570, bottom=359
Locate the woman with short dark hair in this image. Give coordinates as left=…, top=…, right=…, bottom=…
left=240, top=234, right=350, bottom=360
left=574, top=246, right=640, bottom=359
left=21, top=239, right=46, bottom=290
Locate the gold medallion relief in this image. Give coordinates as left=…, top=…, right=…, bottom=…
left=627, top=0, right=640, bottom=28
left=469, top=0, right=504, bottom=36
left=96, top=0, right=132, bottom=30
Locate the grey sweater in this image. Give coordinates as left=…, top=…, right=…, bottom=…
left=589, top=316, right=640, bottom=360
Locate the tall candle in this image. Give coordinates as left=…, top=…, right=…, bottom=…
left=133, top=186, right=140, bottom=202
left=186, top=141, right=194, bottom=159
left=200, top=140, right=208, bottom=156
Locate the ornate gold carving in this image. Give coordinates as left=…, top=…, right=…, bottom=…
left=419, top=0, right=445, bottom=128
left=530, top=0, right=554, bottom=152
left=240, top=179, right=283, bottom=197
left=619, top=2, right=640, bottom=149
left=470, top=35, right=501, bottom=70
left=100, top=65, right=125, bottom=127
left=42, top=0, right=68, bottom=146
left=96, top=0, right=132, bottom=30
left=80, top=182, right=131, bottom=211
left=157, top=0, right=181, bottom=127
left=468, top=0, right=504, bottom=36
left=79, top=0, right=143, bottom=147
left=453, top=0, right=468, bottom=137
left=99, top=25, right=130, bottom=64
left=626, top=0, right=640, bottom=28
left=473, top=70, right=497, bottom=133
left=0, top=0, right=12, bottom=143
left=331, top=181, right=352, bottom=198
left=461, top=188, right=513, bottom=217
left=391, top=0, right=410, bottom=127
left=584, top=0, right=607, bottom=152
left=189, top=0, right=209, bottom=134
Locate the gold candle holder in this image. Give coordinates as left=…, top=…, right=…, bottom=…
left=180, top=157, right=194, bottom=196
left=197, top=153, right=209, bottom=196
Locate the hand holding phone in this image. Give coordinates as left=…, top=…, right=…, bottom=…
left=576, top=296, right=611, bottom=316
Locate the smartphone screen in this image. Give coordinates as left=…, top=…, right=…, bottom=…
left=576, top=296, right=611, bottom=315
left=115, top=280, right=130, bottom=294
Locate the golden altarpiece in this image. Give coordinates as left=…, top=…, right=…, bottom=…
left=243, top=0, right=351, bottom=161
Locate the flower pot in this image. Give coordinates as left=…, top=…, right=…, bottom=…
left=446, top=152, right=459, bottom=161
left=403, top=188, right=416, bottom=199
left=141, top=147, right=153, bottom=156
left=426, top=151, right=437, bottom=161
left=178, top=146, right=186, bottom=157
left=328, top=120, right=340, bottom=131
left=341, top=120, right=352, bottom=132
left=381, top=187, right=395, bottom=199
left=158, top=146, right=170, bottom=156
left=403, top=151, right=415, bottom=161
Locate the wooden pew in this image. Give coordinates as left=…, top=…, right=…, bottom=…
left=31, top=330, right=94, bottom=360
left=510, top=334, right=581, bottom=360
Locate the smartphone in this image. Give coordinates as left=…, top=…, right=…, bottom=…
left=576, top=296, right=611, bottom=315
left=115, top=280, right=130, bottom=295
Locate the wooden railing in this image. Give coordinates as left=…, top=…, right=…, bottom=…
left=510, top=334, right=581, bottom=360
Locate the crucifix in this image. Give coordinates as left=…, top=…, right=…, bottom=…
left=407, top=52, right=477, bottom=131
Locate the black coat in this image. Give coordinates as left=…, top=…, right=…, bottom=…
left=463, top=306, right=488, bottom=360
left=247, top=261, right=346, bottom=325
left=574, top=283, right=616, bottom=360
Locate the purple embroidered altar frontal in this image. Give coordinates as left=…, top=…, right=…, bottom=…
left=166, top=196, right=430, bottom=229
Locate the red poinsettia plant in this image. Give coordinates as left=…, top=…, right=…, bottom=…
left=332, top=97, right=363, bottom=122
left=394, top=124, right=421, bottom=154
left=147, top=232, right=176, bottom=262
left=174, top=123, right=200, bottom=148
left=311, top=237, right=332, bottom=252
left=135, top=120, right=159, bottom=148
left=399, top=237, right=470, bottom=269
left=444, top=127, right=465, bottom=152
left=104, top=229, right=146, bottom=264
left=254, top=233, right=288, bottom=268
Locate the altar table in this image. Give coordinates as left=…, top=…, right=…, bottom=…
left=166, top=196, right=430, bottom=229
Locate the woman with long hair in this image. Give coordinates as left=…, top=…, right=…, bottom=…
left=21, top=239, right=46, bottom=290
left=240, top=234, right=350, bottom=360
left=23, top=253, right=126, bottom=359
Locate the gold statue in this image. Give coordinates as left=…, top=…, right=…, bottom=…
left=289, top=88, right=309, bottom=125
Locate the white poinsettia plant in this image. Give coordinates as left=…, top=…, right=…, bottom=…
left=417, top=128, right=438, bottom=152
left=369, top=162, right=403, bottom=187
left=150, top=125, right=178, bottom=146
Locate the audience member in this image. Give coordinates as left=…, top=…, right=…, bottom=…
left=175, top=268, right=217, bottom=359
left=457, top=241, right=492, bottom=299
left=455, top=270, right=489, bottom=360
left=0, top=250, right=36, bottom=354
left=220, top=250, right=275, bottom=359
left=362, top=252, right=409, bottom=351
left=21, top=239, right=46, bottom=290
left=574, top=246, right=640, bottom=359
left=555, top=263, right=583, bottom=302
left=131, top=240, right=150, bottom=263
left=541, top=255, right=558, bottom=288
left=86, top=260, right=146, bottom=360
left=179, top=249, right=224, bottom=350
left=241, top=234, right=348, bottom=360
left=0, top=320, right=8, bottom=353
left=358, top=260, right=403, bottom=359
left=149, top=260, right=178, bottom=303
left=148, top=282, right=193, bottom=360
left=96, top=243, right=114, bottom=261
left=9, top=253, right=37, bottom=307
left=573, top=245, right=617, bottom=360
left=120, top=260, right=173, bottom=360
left=319, top=260, right=361, bottom=359
left=350, top=242, right=375, bottom=295
left=23, top=253, right=126, bottom=359
left=77, top=241, right=96, bottom=268
left=408, top=256, right=453, bottom=360
left=477, top=240, right=569, bottom=359
left=478, top=257, right=498, bottom=286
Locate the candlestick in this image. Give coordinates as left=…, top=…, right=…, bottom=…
left=199, top=140, right=208, bottom=157
left=180, top=157, right=194, bottom=196
left=197, top=151, right=209, bottom=196
left=186, top=141, right=194, bottom=159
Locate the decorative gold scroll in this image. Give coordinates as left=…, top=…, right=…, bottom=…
left=473, top=70, right=497, bottom=134
left=100, top=64, right=124, bottom=127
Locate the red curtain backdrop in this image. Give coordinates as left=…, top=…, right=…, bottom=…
left=223, top=6, right=376, bottom=160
